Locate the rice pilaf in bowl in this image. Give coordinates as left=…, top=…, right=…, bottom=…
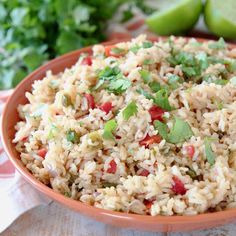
left=13, top=35, right=236, bottom=216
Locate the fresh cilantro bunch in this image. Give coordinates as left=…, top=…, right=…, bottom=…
left=0, top=0, right=134, bottom=89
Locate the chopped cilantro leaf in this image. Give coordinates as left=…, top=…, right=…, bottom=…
left=98, top=66, right=120, bottom=80
left=203, top=76, right=228, bottom=85
left=168, top=74, right=183, bottom=89
left=154, top=117, right=193, bottom=144
left=66, top=130, right=80, bottom=144
left=143, top=58, right=154, bottom=65
left=136, top=88, right=154, bottom=100
left=122, top=101, right=138, bottom=121
left=154, top=89, right=173, bottom=111
left=107, top=78, right=131, bottom=95
left=230, top=76, right=236, bottom=86
left=214, top=79, right=228, bottom=85
left=186, top=169, right=197, bottom=179
left=154, top=120, right=169, bottom=141
left=204, top=137, right=216, bottom=165
left=48, top=124, right=58, bottom=139
left=149, top=81, right=161, bottom=92
left=168, top=117, right=193, bottom=144
left=139, top=69, right=151, bottom=84
left=111, top=47, right=126, bottom=55
left=208, top=38, right=226, bottom=50
left=62, top=94, right=73, bottom=107
left=142, top=41, right=153, bottom=48
left=102, top=119, right=117, bottom=140
left=130, top=44, right=141, bottom=54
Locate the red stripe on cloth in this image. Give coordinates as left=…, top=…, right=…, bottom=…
left=0, top=95, right=10, bottom=103
left=0, top=160, right=15, bottom=175
left=0, top=148, right=5, bottom=155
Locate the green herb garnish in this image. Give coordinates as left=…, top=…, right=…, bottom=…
left=136, top=88, right=153, bottom=100
left=186, top=169, right=197, bottom=179
left=168, top=117, right=194, bottom=144
left=204, top=137, right=216, bottom=165
left=168, top=74, right=183, bottom=89
left=102, top=119, right=117, bottom=140
left=107, top=78, right=131, bottom=95
left=66, top=130, right=80, bottom=144
left=149, top=81, right=161, bottom=92
left=154, top=89, right=173, bottom=111
left=208, top=38, right=226, bottom=50
left=122, top=101, right=138, bottom=121
left=48, top=124, right=58, bottom=139
left=154, top=117, right=193, bottom=144
left=143, top=58, right=154, bottom=65
left=230, top=76, right=236, bottom=86
left=62, top=94, right=73, bottom=107
left=130, top=44, right=141, bottom=54
left=139, top=69, right=151, bottom=84
left=111, top=47, right=126, bottom=55
left=142, top=41, right=153, bottom=48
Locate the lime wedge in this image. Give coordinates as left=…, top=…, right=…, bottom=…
left=204, top=0, right=236, bottom=39
left=145, top=0, right=202, bottom=35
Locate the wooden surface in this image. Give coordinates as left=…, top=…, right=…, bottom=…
left=2, top=202, right=236, bottom=236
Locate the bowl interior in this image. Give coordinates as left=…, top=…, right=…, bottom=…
left=2, top=38, right=236, bottom=232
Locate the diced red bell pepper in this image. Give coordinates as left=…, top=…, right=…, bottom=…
left=107, top=160, right=117, bottom=174
left=98, top=102, right=112, bottom=114
left=139, top=169, right=150, bottom=177
left=139, top=134, right=161, bottom=148
left=84, top=93, right=95, bottom=109
left=148, top=105, right=165, bottom=122
left=81, top=56, right=92, bottom=66
left=172, top=176, right=186, bottom=195
left=143, top=199, right=154, bottom=210
left=37, top=148, right=47, bottom=158
left=115, top=135, right=121, bottom=140
left=184, top=145, right=195, bottom=158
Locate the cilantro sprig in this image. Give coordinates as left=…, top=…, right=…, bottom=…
left=204, top=137, right=216, bottom=165
left=0, top=1, right=127, bottom=89
left=122, top=101, right=138, bottom=121
left=208, top=38, right=226, bottom=50
left=94, top=66, right=131, bottom=94
left=102, top=119, right=117, bottom=140
left=154, top=117, right=193, bottom=144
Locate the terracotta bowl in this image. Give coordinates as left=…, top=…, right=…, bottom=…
left=1, top=38, right=236, bottom=232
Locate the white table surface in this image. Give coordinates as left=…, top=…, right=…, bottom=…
left=2, top=201, right=236, bottom=236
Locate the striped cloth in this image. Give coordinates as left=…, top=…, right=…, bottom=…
left=0, top=89, right=51, bottom=233
left=0, top=5, right=219, bottom=233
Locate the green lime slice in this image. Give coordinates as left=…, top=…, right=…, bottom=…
left=204, top=0, right=236, bottom=39
left=145, top=0, right=202, bottom=35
